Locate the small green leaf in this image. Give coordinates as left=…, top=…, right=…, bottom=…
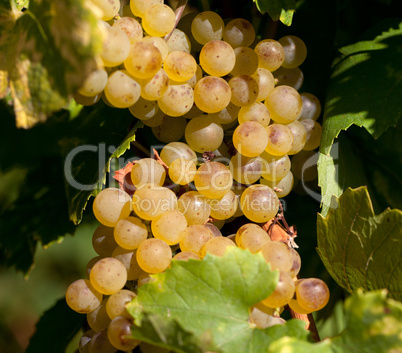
left=320, top=22, right=402, bottom=156
left=26, top=298, right=84, bottom=353
left=317, top=187, right=402, bottom=301
left=127, top=247, right=314, bottom=353
left=253, top=0, right=296, bottom=26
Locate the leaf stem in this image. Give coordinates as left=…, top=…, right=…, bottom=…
left=165, top=0, right=188, bottom=42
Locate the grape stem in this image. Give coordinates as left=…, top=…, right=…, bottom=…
left=289, top=310, right=321, bottom=342
left=267, top=202, right=298, bottom=248
left=164, top=0, right=188, bottom=41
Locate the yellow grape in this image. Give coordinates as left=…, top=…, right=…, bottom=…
left=136, top=238, right=172, bottom=273
left=151, top=209, right=188, bottom=245
left=232, top=121, right=268, bottom=157
left=130, top=158, right=166, bottom=188
left=265, top=124, right=294, bottom=156
left=142, top=4, right=176, bottom=37
left=194, top=161, right=233, bottom=199
left=66, top=279, right=102, bottom=314
left=199, top=40, right=236, bottom=76
left=90, top=257, right=127, bottom=295
left=194, top=76, right=231, bottom=113
left=200, top=236, right=236, bottom=258
left=104, top=70, right=141, bottom=108
left=228, top=75, right=259, bottom=107
left=254, top=39, right=285, bottom=71
left=114, top=216, right=148, bottom=250
left=164, top=51, right=197, bottom=82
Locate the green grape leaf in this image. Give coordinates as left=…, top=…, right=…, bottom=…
left=317, top=187, right=402, bottom=301
left=61, top=105, right=143, bottom=225
left=0, top=0, right=103, bottom=129
left=26, top=298, right=85, bottom=353
left=320, top=22, right=402, bottom=156
left=267, top=290, right=402, bottom=353
left=127, top=247, right=314, bottom=353
left=253, top=0, right=296, bottom=26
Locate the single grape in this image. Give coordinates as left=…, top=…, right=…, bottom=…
left=299, top=92, right=321, bottom=121
left=111, top=247, right=142, bottom=281
left=286, top=120, right=307, bottom=155
left=208, top=190, right=238, bottom=220
left=92, top=225, right=118, bottom=257
left=92, top=0, right=119, bottom=21
left=168, top=158, right=197, bottom=185
left=158, top=83, right=194, bottom=117
left=199, top=40, right=236, bottom=76
left=106, top=289, right=136, bottom=319
left=191, top=11, right=224, bottom=45
left=300, top=120, right=322, bottom=151
left=86, top=256, right=103, bottom=279
left=142, top=4, right=176, bottom=37
left=164, top=51, right=198, bottom=82
left=194, top=76, right=231, bottom=113
left=136, top=238, right=172, bottom=273
left=166, top=28, right=191, bottom=53
left=93, top=188, right=132, bottom=228
left=79, top=329, right=94, bottom=353
left=87, top=298, right=110, bottom=332
left=152, top=116, right=187, bottom=143
left=260, top=152, right=291, bottom=181
left=90, top=257, right=127, bottom=295
left=151, top=209, right=188, bottom=245
left=179, top=225, right=214, bottom=255
left=254, top=39, right=285, bottom=71
left=260, top=241, right=294, bottom=273
left=223, top=18, right=255, bottom=48
left=238, top=102, right=271, bottom=127
left=173, top=251, right=201, bottom=261
left=185, top=115, right=224, bottom=153
left=230, top=153, right=263, bottom=185
left=260, top=171, right=294, bottom=198
left=251, top=68, right=275, bottom=101
left=89, top=329, right=117, bottom=353
left=262, top=271, right=295, bottom=308
left=104, top=70, right=141, bottom=108
left=141, top=110, right=167, bottom=127
left=66, top=279, right=102, bottom=314
left=78, top=69, right=108, bottom=97
left=265, top=85, right=303, bottom=124
left=204, top=222, right=223, bottom=237
left=235, top=223, right=271, bottom=253
left=114, top=216, right=148, bottom=250
left=232, top=121, right=268, bottom=157
left=249, top=306, right=286, bottom=328
left=194, top=161, right=233, bottom=199
left=177, top=191, right=211, bottom=225
left=288, top=298, right=312, bottom=314
left=273, top=67, right=304, bottom=90
left=107, top=316, right=140, bottom=351
left=295, top=278, right=330, bottom=312
left=288, top=247, right=302, bottom=278
left=278, top=35, right=307, bottom=69
left=112, top=17, right=143, bottom=44
left=130, top=158, right=166, bottom=188
left=129, top=97, right=159, bottom=121
left=230, top=46, right=259, bottom=76
left=201, top=236, right=236, bottom=257
left=101, top=27, right=131, bottom=67
left=265, top=124, right=294, bottom=156
left=137, top=68, right=169, bottom=100
left=129, top=0, right=163, bottom=18
left=240, top=184, right=279, bottom=223
left=141, top=36, right=169, bottom=62
left=159, top=142, right=197, bottom=166
left=228, top=75, right=259, bottom=107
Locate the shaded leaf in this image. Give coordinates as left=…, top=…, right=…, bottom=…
left=26, top=298, right=84, bottom=353
left=317, top=187, right=402, bottom=301
left=127, top=247, right=313, bottom=353
left=253, top=0, right=296, bottom=26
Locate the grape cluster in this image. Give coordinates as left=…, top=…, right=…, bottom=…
left=67, top=0, right=329, bottom=351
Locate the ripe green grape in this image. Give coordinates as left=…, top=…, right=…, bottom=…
left=185, top=115, right=224, bottom=153
left=260, top=152, right=291, bottom=181
left=300, top=120, right=322, bottom=151
left=164, top=51, right=198, bottom=82
left=228, top=75, right=259, bottom=107
left=129, top=0, right=163, bottom=18
left=260, top=171, right=294, bottom=198
left=177, top=191, right=211, bottom=225
left=278, top=35, right=307, bottom=69
left=87, top=298, right=110, bottom=332
left=101, top=27, right=131, bottom=67
left=130, top=158, right=166, bottom=188
left=199, top=40, right=236, bottom=76
left=92, top=225, right=118, bottom=257
left=265, top=123, right=294, bottom=156
left=208, top=190, right=238, bottom=220
left=191, top=11, right=224, bottom=45
left=142, top=4, right=176, bottom=37
left=114, top=216, right=148, bottom=250
left=299, top=92, right=321, bottom=121
left=104, top=70, right=141, bottom=108
left=238, top=101, right=271, bottom=127
left=78, top=69, right=108, bottom=97
left=261, top=271, right=295, bottom=308
left=223, top=18, right=255, bottom=48
left=107, top=316, right=140, bottom=351
left=235, top=223, right=271, bottom=253
left=129, top=97, right=159, bottom=120
left=251, top=68, right=275, bottom=101
left=66, top=279, right=102, bottom=314
left=137, top=68, right=169, bottom=100
left=168, top=158, right=197, bottom=185
left=273, top=67, right=304, bottom=90
left=151, top=209, right=188, bottom=245
left=111, top=247, right=142, bottom=280
left=92, top=0, right=119, bottom=21
left=240, top=184, right=279, bottom=223
left=194, top=76, right=231, bottom=113
left=286, top=120, right=307, bottom=155
left=291, top=150, right=318, bottom=181
left=254, top=39, right=285, bottom=72
left=112, top=17, right=143, bottom=44
left=230, top=47, right=259, bottom=76
left=90, top=257, right=127, bottom=295
left=179, top=225, right=214, bottom=255
left=232, top=121, right=268, bottom=157
left=295, top=278, right=330, bottom=312
left=260, top=241, right=294, bottom=272
left=141, top=36, right=169, bottom=62
left=124, top=40, right=163, bottom=79
left=194, top=161, right=233, bottom=199
left=136, top=238, right=172, bottom=273
left=265, top=85, right=303, bottom=124
left=166, top=28, right=191, bottom=53
left=89, top=329, right=117, bottom=353
left=152, top=116, right=187, bottom=143
left=230, top=153, right=263, bottom=185
left=173, top=251, right=201, bottom=261
left=200, top=236, right=236, bottom=257
left=159, top=142, right=197, bottom=166
left=93, top=188, right=132, bottom=228
left=106, top=289, right=136, bottom=319
left=132, top=184, right=177, bottom=221
left=208, top=102, right=240, bottom=125
left=158, top=83, right=194, bottom=116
